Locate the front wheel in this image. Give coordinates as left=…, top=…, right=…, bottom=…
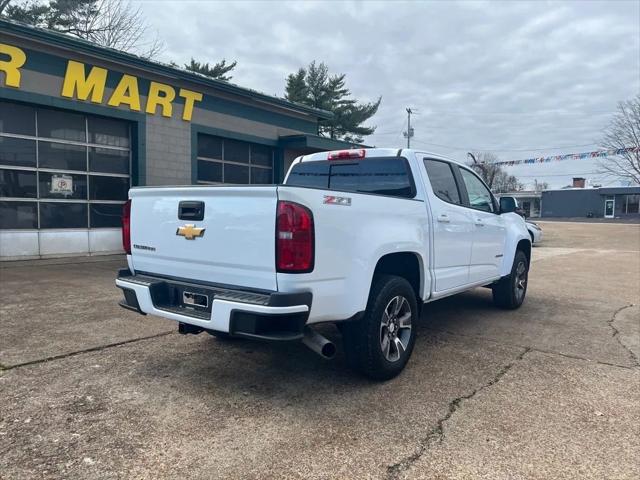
left=343, top=275, right=418, bottom=380
left=492, top=250, right=529, bottom=309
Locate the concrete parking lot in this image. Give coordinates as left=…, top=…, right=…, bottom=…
left=1, top=222, right=638, bottom=479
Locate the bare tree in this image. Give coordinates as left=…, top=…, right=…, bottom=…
left=76, top=0, right=163, bottom=58
left=599, top=94, right=640, bottom=185
left=533, top=179, right=549, bottom=192
left=0, top=0, right=12, bottom=14
left=492, top=170, right=524, bottom=193
left=468, top=152, right=523, bottom=193
left=2, top=0, right=163, bottom=58
left=468, top=152, right=501, bottom=189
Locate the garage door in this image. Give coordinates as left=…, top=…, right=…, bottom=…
left=0, top=100, right=131, bottom=259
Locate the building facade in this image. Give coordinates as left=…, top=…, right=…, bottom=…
left=540, top=186, right=640, bottom=219
left=501, top=191, right=542, bottom=218
left=0, top=21, right=352, bottom=260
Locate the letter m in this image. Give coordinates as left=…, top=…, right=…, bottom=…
left=61, top=60, right=107, bottom=103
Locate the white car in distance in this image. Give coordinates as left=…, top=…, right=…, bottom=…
left=526, top=220, right=543, bottom=245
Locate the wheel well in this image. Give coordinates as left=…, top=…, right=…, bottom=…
left=517, top=239, right=531, bottom=264
left=373, top=252, right=422, bottom=301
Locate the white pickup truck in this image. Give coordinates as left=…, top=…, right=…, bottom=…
left=116, top=148, right=531, bottom=380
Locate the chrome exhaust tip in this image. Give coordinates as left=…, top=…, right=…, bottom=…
left=302, top=327, right=336, bottom=359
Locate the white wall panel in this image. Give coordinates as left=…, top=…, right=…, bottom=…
left=38, top=230, right=89, bottom=256
left=0, top=231, right=39, bottom=258
left=89, top=229, right=122, bottom=253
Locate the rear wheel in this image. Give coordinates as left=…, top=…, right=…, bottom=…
left=492, top=250, right=529, bottom=309
left=343, top=275, right=418, bottom=380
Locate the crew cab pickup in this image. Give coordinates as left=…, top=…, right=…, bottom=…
left=116, top=148, right=531, bottom=380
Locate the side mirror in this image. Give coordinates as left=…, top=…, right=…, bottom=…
left=499, top=196, right=518, bottom=214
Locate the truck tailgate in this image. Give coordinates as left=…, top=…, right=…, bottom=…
left=129, top=186, right=278, bottom=291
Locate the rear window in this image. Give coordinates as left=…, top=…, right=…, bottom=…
left=285, top=157, right=415, bottom=198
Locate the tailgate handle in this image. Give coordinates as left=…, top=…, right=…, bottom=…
left=178, top=201, right=205, bottom=221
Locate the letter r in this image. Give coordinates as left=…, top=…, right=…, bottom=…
left=0, top=43, right=27, bottom=88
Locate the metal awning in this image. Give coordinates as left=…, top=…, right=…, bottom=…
left=278, top=134, right=367, bottom=153
left=598, top=186, right=640, bottom=195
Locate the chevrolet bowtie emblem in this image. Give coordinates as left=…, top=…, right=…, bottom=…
left=176, top=224, right=206, bottom=240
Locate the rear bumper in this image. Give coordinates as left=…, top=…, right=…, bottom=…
left=115, top=270, right=311, bottom=341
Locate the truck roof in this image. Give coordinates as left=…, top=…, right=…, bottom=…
left=299, top=148, right=465, bottom=166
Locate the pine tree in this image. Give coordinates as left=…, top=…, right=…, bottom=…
left=285, top=61, right=381, bottom=143
left=184, top=58, right=237, bottom=82
left=284, top=68, right=308, bottom=104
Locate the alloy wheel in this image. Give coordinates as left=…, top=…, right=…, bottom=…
left=379, top=295, right=412, bottom=362
left=515, top=261, right=528, bottom=302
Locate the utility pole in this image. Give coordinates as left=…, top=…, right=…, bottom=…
left=403, top=108, right=415, bottom=148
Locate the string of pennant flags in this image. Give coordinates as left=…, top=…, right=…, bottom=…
left=494, top=146, right=639, bottom=166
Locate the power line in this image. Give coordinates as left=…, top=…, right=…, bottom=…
left=374, top=131, right=403, bottom=135
left=396, top=118, right=408, bottom=144
left=411, top=139, right=466, bottom=150
left=420, top=110, right=616, bottom=116
left=511, top=171, right=602, bottom=178
left=376, top=119, right=409, bottom=140
left=374, top=125, right=447, bottom=136
left=472, top=143, right=600, bottom=152
left=410, top=139, right=602, bottom=153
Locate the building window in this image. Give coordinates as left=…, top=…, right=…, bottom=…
left=623, top=194, right=639, bottom=214
left=196, top=133, right=273, bottom=185
left=0, top=100, right=131, bottom=230
left=0, top=201, right=37, bottom=229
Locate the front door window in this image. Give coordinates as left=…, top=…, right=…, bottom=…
left=459, top=168, right=495, bottom=213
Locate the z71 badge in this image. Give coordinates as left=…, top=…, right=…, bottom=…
left=323, top=195, right=351, bottom=206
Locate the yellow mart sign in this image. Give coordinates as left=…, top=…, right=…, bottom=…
left=0, top=42, right=203, bottom=122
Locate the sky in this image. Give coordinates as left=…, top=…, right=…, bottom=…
left=133, top=0, right=640, bottom=189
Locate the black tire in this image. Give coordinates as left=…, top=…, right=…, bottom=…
left=342, top=274, right=418, bottom=381
left=492, top=250, right=529, bottom=309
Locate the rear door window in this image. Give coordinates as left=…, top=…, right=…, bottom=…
left=286, top=157, right=414, bottom=198
left=424, top=159, right=461, bottom=204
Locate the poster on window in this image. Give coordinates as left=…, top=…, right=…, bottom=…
left=50, top=174, right=73, bottom=195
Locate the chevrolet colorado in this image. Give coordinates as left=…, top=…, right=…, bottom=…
left=116, top=148, right=531, bottom=380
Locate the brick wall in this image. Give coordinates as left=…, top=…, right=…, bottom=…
left=145, top=112, right=192, bottom=185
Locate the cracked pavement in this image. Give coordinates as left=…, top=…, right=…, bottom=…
left=1, top=222, right=639, bottom=479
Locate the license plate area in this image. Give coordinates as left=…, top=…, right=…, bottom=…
left=183, top=291, right=208, bottom=309
left=148, top=280, right=213, bottom=314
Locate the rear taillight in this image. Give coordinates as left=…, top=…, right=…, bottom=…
left=276, top=201, right=314, bottom=273
left=122, top=199, right=131, bottom=254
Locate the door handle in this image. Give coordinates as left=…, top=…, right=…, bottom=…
left=475, top=219, right=485, bottom=226
left=179, top=201, right=205, bottom=221
left=437, top=214, right=450, bottom=223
